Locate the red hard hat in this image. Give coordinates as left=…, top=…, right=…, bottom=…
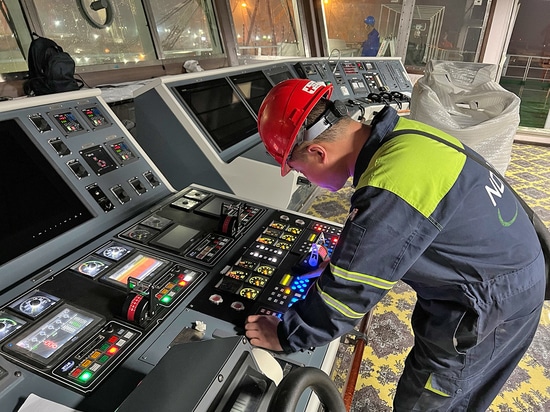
left=257, top=79, right=333, bottom=176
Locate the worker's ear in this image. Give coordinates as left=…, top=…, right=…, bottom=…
left=306, top=143, right=327, bottom=165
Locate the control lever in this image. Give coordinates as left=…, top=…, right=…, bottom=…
left=218, top=201, right=244, bottom=236
left=292, top=232, right=329, bottom=276
left=122, top=277, right=161, bottom=326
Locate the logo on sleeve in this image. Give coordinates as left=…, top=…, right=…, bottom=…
left=485, top=171, right=518, bottom=227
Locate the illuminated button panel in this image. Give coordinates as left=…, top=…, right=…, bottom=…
left=154, top=264, right=205, bottom=306
left=208, top=219, right=306, bottom=312
left=266, top=273, right=313, bottom=308
left=53, top=321, right=141, bottom=391
left=185, top=233, right=234, bottom=266
left=294, top=222, right=341, bottom=256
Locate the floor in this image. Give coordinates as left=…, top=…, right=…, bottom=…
left=302, top=142, right=550, bottom=411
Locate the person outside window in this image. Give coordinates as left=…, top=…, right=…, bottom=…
left=244, top=79, right=545, bottom=411
left=361, top=15, right=380, bottom=57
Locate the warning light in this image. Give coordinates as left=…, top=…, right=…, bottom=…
left=107, top=346, right=119, bottom=355
left=178, top=280, right=187, bottom=287
left=78, top=370, right=93, bottom=382
left=161, top=295, right=172, bottom=304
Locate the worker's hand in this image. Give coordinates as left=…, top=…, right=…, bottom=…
left=245, top=315, right=283, bottom=352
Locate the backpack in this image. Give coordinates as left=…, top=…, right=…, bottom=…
left=24, top=33, right=82, bottom=96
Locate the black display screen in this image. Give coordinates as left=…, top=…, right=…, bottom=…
left=267, top=70, right=294, bottom=86
left=174, top=78, right=258, bottom=153
left=0, top=119, right=93, bottom=266
left=196, top=196, right=234, bottom=217
left=230, top=71, right=274, bottom=114
left=3, top=304, right=102, bottom=368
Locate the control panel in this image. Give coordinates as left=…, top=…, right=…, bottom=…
left=0, top=88, right=342, bottom=412
left=294, top=57, right=412, bottom=120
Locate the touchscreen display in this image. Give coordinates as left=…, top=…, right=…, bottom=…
left=3, top=304, right=102, bottom=368
left=104, top=253, right=169, bottom=287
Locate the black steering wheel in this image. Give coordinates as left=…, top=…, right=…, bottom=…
left=267, top=366, right=346, bottom=412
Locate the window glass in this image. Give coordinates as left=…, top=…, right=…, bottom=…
left=0, top=1, right=28, bottom=73
left=500, top=0, right=550, bottom=131
left=32, top=0, right=155, bottom=67
left=148, top=0, right=222, bottom=59
left=404, top=0, right=490, bottom=70
left=230, top=0, right=305, bottom=58
left=323, top=0, right=381, bottom=58
left=321, top=0, right=490, bottom=73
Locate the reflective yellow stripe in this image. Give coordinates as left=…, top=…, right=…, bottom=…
left=316, top=284, right=365, bottom=319
left=424, top=374, right=451, bottom=397
left=330, top=263, right=397, bottom=290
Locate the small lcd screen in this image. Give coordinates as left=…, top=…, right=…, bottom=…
left=71, top=255, right=112, bottom=278
left=152, top=225, right=200, bottom=250
left=10, top=290, right=60, bottom=319
left=230, top=71, right=273, bottom=114
left=80, top=145, right=118, bottom=175
left=174, top=78, right=258, bottom=152
left=4, top=304, right=102, bottom=368
left=104, top=253, right=168, bottom=286
left=0, top=119, right=93, bottom=266
left=52, top=111, right=85, bottom=134
left=196, top=197, right=234, bottom=217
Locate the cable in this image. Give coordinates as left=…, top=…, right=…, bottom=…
left=328, top=48, right=341, bottom=74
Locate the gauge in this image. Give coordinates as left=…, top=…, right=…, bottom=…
left=102, top=246, right=130, bottom=260
left=227, top=269, right=248, bottom=280
left=257, top=236, right=275, bottom=245
left=280, top=234, right=297, bottom=242
left=275, top=241, right=290, bottom=250
left=256, top=265, right=275, bottom=276
left=0, top=311, right=26, bottom=341
left=263, top=228, right=282, bottom=237
left=269, top=222, right=286, bottom=230
left=237, top=259, right=256, bottom=270
left=248, top=276, right=268, bottom=287
left=239, top=287, right=259, bottom=300
left=10, top=291, right=60, bottom=319
left=78, top=260, right=108, bottom=276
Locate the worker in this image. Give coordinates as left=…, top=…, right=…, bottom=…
left=244, top=79, right=545, bottom=411
left=361, top=15, right=380, bottom=57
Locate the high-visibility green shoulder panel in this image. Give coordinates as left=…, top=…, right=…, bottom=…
left=357, top=118, right=466, bottom=218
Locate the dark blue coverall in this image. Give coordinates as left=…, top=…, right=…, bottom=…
left=277, top=106, right=545, bottom=410
left=361, top=28, right=380, bottom=56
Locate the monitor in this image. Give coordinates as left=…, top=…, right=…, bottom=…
left=229, top=71, right=274, bottom=114
left=0, top=119, right=94, bottom=266
left=172, top=78, right=259, bottom=162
